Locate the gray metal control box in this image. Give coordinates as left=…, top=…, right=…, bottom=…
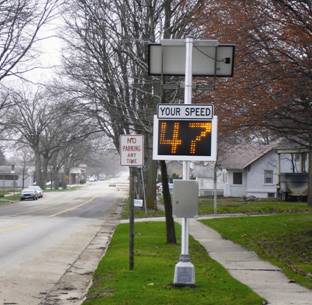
left=173, top=180, right=198, bottom=218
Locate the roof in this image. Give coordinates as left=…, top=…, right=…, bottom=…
left=70, top=167, right=82, bottom=174
left=0, top=165, right=15, bottom=174
left=0, top=165, right=29, bottom=175
left=218, top=142, right=276, bottom=170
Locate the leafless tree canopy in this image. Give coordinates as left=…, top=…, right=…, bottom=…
left=62, top=0, right=202, bottom=148
left=0, top=0, right=60, bottom=83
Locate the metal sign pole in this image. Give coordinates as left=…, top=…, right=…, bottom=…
left=129, top=167, right=135, bottom=270
left=174, top=37, right=195, bottom=286
left=120, top=134, right=144, bottom=271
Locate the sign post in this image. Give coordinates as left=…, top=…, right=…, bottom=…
left=120, top=135, right=144, bottom=270
left=177, top=37, right=194, bottom=286
left=150, top=38, right=234, bottom=287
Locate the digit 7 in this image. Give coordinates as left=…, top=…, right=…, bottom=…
left=159, top=121, right=182, bottom=154
left=188, top=122, right=212, bottom=154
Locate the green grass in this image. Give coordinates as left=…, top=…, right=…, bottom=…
left=199, top=198, right=312, bottom=215
left=83, top=222, right=263, bottom=305
left=44, top=185, right=82, bottom=192
left=121, top=198, right=165, bottom=219
left=202, top=214, right=312, bottom=289
left=121, top=197, right=312, bottom=220
left=121, top=205, right=165, bottom=219
left=0, top=192, right=21, bottom=205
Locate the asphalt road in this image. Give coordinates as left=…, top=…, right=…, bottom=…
left=0, top=177, right=128, bottom=305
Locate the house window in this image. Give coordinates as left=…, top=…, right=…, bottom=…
left=264, top=170, right=273, bottom=184
left=268, top=192, right=275, bottom=198
left=233, top=172, right=242, bottom=184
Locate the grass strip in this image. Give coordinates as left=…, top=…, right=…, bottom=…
left=199, top=198, right=312, bottom=215
left=202, top=214, right=312, bottom=289
left=121, top=206, right=165, bottom=219
left=83, top=222, right=263, bottom=305
left=121, top=198, right=312, bottom=219
left=44, top=185, right=82, bottom=192
left=0, top=194, right=20, bottom=204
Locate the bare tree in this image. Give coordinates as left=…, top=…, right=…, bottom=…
left=0, top=0, right=60, bottom=82
left=5, top=89, right=54, bottom=187
left=62, top=0, right=202, bottom=243
left=4, top=86, right=100, bottom=188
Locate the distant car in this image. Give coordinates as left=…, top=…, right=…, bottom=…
left=20, top=188, right=38, bottom=201
left=28, top=186, right=43, bottom=198
left=156, top=182, right=174, bottom=192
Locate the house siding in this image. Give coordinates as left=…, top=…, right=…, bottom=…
left=0, top=176, right=33, bottom=189
left=224, top=170, right=246, bottom=197
left=224, top=151, right=277, bottom=198
left=246, top=150, right=277, bottom=198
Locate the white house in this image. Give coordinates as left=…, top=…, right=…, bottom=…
left=218, top=141, right=308, bottom=198
left=0, top=165, right=33, bottom=189
left=192, top=163, right=224, bottom=196
left=219, top=144, right=277, bottom=198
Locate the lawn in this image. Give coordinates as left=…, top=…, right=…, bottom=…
left=202, top=214, right=312, bottom=289
left=121, top=205, right=165, bottom=219
left=121, top=197, right=312, bottom=219
left=0, top=191, right=20, bottom=205
left=199, top=197, right=312, bottom=215
left=83, top=222, right=263, bottom=305
left=44, top=185, right=83, bottom=192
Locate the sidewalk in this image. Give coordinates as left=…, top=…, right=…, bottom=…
left=189, top=219, right=312, bottom=305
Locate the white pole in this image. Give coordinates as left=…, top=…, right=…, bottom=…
left=184, top=38, right=193, bottom=105
left=213, top=161, right=217, bottom=214
left=181, top=37, right=193, bottom=257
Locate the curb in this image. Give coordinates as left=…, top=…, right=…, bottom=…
left=40, top=202, right=123, bottom=305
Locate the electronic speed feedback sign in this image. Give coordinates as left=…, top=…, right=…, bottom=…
left=153, top=104, right=217, bottom=161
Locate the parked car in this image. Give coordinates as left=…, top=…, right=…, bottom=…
left=20, top=188, right=38, bottom=201
left=28, top=186, right=44, bottom=198
left=156, top=182, right=174, bottom=193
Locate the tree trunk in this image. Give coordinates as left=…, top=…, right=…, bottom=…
left=62, top=165, right=70, bottom=189
left=145, top=135, right=157, bottom=209
left=41, top=155, right=49, bottom=189
left=160, top=160, right=176, bottom=244
left=22, top=158, right=26, bottom=189
left=308, top=149, right=312, bottom=206
left=34, top=149, right=41, bottom=186
left=158, top=0, right=176, bottom=244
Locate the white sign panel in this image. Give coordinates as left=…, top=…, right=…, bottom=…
left=134, top=199, right=144, bottom=208
left=148, top=44, right=235, bottom=76
left=158, top=104, right=213, bottom=120
left=120, top=135, right=144, bottom=167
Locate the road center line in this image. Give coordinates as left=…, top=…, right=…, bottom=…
left=49, top=196, right=97, bottom=217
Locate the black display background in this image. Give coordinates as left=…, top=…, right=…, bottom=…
left=157, top=120, right=212, bottom=156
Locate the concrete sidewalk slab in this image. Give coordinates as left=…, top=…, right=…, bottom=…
left=189, top=219, right=312, bottom=305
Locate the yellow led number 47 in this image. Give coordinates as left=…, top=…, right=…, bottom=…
left=159, top=121, right=212, bottom=155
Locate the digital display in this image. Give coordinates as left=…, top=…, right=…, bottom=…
left=158, top=120, right=212, bottom=156
left=153, top=106, right=217, bottom=161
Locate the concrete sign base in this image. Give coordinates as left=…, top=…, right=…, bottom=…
left=173, top=260, right=195, bottom=287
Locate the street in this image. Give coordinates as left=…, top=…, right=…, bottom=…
left=0, top=177, right=127, bottom=305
